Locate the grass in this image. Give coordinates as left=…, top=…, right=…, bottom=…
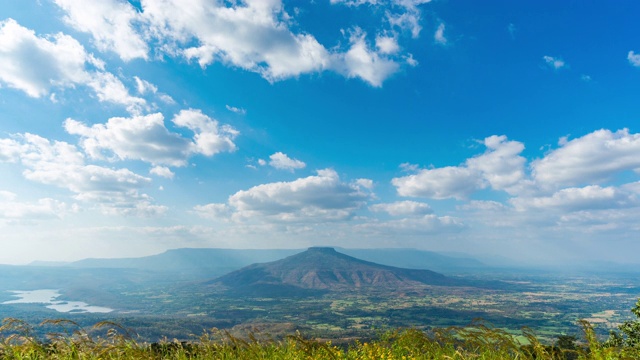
left=1, top=317, right=639, bottom=359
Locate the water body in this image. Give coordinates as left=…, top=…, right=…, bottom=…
left=2, top=289, right=113, bottom=313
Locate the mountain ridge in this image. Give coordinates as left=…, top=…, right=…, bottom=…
left=210, top=247, right=463, bottom=297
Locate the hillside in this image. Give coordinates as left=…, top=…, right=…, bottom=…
left=210, top=247, right=461, bottom=296
left=60, top=247, right=485, bottom=277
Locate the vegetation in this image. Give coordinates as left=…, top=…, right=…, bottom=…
left=2, top=307, right=640, bottom=360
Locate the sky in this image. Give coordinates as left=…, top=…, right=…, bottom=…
left=0, top=0, right=639, bottom=266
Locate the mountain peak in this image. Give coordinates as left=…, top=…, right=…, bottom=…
left=306, top=247, right=338, bottom=253
left=212, top=248, right=457, bottom=296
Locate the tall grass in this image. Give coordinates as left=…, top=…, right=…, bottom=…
left=1, top=317, right=638, bottom=359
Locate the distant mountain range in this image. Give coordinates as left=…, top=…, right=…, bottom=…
left=51, top=247, right=485, bottom=280
left=209, top=247, right=464, bottom=297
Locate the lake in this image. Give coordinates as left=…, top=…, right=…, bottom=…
left=2, top=289, right=113, bottom=313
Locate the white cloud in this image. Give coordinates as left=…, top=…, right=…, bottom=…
left=150, top=165, right=175, bottom=179
left=466, top=135, right=526, bottom=193
left=399, top=162, right=419, bottom=172
left=268, top=152, right=306, bottom=171
left=459, top=200, right=507, bottom=212
left=226, top=105, right=246, bottom=115
left=0, top=138, right=28, bottom=162
left=511, top=185, right=638, bottom=212
left=47, top=0, right=425, bottom=87
left=0, top=19, right=93, bottom=97
left=192, top=203, right=230, bottom=220
left=543, top=55, right=567, bottom=70
left=0, top=196, right=68, bottom=221
left=392, top=166, right=482, bottom=200
left=628, top=51, right=640, bottom=67
left=329, top=0, right=431, bottom=38
left=66, top=110, right=238, bottom=166
left=143, top=0, right=331, bottom=81
left=370, top=200, right=432, bottom=216
left=65, top=114, right=190, bottom=166
left=134, top=76, right=158, bottom=94
left=354, top=178, right=374, bottom=190
left=337, top=29, right=400, bottom=87
left=0, top=19, right=145, bottom=112
left=87, top=72, right=146, bottom=114
left=200, top=169, right=371, bottom=223
left=532, top=129, right=640, bottom=188
left=434, top=22, right=447, bottom=45
left=386, top=0, right=432, bottom=38
left=53, top=0, right=149, bottom=61
left=158, top=93, right=176, bottom=104
left=393, top=135, right=528, bottom=199
left=0, top=133, right=163, bottom=217
left=0, top=191, right=17, bottom=201
left=172, top=109, right=238, bottom=157
left=375, top=35, right=400, bottom=54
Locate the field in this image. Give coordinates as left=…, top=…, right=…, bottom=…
left=2, top=269, right=639, bottom=345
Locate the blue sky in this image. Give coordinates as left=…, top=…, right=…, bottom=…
left=1, top=0, right=639, bottom=265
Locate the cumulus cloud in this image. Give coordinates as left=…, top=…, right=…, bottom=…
left=0, top=19, right=145, bottom=111
left=65, top=114, right=190, bottom=166
left=268, top=152, right=306, bottom=171
left=628, top=51, right=640, bottom=67
left=87, top=72, right=146, bottom=114
left=337, top=29, right=400, bottom=87
left=196, top=169, right=371, bottom=223
left=466, top=135, right=526, bottom=193
left=511, top=185, right=638, bottom=212
left=370, top=200, right=432, bottom=216
left=142, top=0, right=331, bottom=81
left=50, top=0, right=421, bottom=87
left=392, top=166, right=482, bottom=200
left=543, top=55, right=567, bottom=70
left=65, top=110, right=238, bottom=166
left=0, top=19, right=95, bottom=97
left=375, top=35, right=400, bottom=54
left=0, top=133, right=163, bottom=216
left=531, top=129, right=640, bottom=188
left=192, top=203, right=231, bottom=220
left=392, top=135, right=526, bottom=199
left=172, top=109, right=238, bottom=157
left=150, top=165, right=174, bottom=179
left=134, top=76, right=158, bottom=94
left=53, top=0, right=148, bottom=61
left=354, top=178, right=374, bottom=190
left=0, top=195, right=69, bottom=221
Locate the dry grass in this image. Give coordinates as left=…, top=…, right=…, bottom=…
left=1, top=317, right=639, bottom=359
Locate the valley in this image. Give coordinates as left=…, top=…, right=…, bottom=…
left=1, top=248, right=639, bottom=344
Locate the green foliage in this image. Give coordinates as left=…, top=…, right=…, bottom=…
left=3, top=313, right=640, bottom=359
left=605, top=298, right=640, bottom=348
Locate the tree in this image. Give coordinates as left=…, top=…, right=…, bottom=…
left=605, top=298, right=640, bottom=348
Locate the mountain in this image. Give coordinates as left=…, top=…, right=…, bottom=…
left=60, top=248, right=486, bottom=280
left=68, top=248, right=302, bottom=279
left=210, top=247, right=461, bottom=297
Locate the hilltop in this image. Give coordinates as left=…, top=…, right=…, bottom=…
left=209, top=247, right=461, bottom=297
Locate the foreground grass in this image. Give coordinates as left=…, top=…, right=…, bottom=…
left=1, top=318, right=638, bottom=359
